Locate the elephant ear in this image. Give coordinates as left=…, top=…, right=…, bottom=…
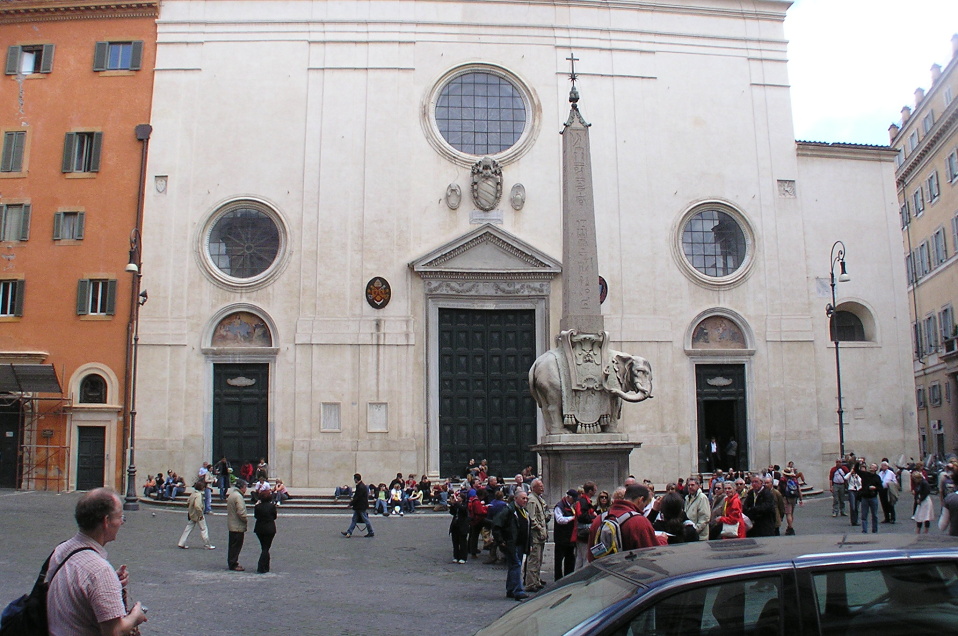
left=615, top=354, right=634, bottom=391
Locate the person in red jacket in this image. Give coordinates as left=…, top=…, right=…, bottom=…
left=716, top=480, right=746, bottom=539
left=587, top=484, right=658, bottom=561
left=467, top=488, right=488, bottom=559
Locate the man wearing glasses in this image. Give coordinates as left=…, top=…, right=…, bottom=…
left=47, top=488, right=147, bottom=635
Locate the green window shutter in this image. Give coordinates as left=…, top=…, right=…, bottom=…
left=52, top=212, right=63, bottom=240
left=9, top=131, right=24, bottom=172
left=18, top=204, right=30, bottom=241
left=75, top=212, right=85, bottom=239
left=40, top=44, right=54, bottom=73
left=130, top=41, right=143, bottom=70
left=105, top=279, right=117, bottom=315
left=1, top=132, right=14, bottom=171
left=93, top=42, right=108, bottom=71
left=62, top=133, right=76, bottom=172
left=89, top=132, right=102, bottom=172
left=76, top=279, right=90, bottom=315
left=13, top=280, right=24, bottom=317
left=5, top=46, right=21, bottom=75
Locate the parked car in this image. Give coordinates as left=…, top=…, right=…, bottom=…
left=475, top=533, right=958, bottom=635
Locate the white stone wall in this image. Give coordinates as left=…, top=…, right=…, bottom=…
left=135, top=0, right=916, bottom=489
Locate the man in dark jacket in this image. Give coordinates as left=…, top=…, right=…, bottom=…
left=742, top=475, right=775, bottom=537
left=341, top=473, right=374, bottom=538
left=552, top=490, right=578, bottom=581
left=492, top=490, right=531, bottom=600
left=859, top=463, right=883, bottom=533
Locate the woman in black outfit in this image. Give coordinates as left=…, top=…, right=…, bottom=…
left=652, top=493, right=699, bottom=544
left=448, top=490, right=470, bottom=564
left=254, top=489, right=278, bottom=573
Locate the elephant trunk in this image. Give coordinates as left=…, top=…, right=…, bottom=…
left=607, top=386, right=652, bottom=402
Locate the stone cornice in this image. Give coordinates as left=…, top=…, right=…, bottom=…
left=0, top=1, right=158, bottom=24
left=796, top=141, right=897, bottom=162
left=895, top=95, right=958, bottom=189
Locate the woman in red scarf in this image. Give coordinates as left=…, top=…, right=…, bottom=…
left=717, top=480, right=746, bottom=539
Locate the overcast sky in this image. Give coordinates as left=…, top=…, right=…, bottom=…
left=785, top=0, right=958, bottom=146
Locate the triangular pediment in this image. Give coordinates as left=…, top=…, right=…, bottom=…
left=410, top=224, right=560, bottom=280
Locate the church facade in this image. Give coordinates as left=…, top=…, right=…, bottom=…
left=134, top=0, right=918, bottom=488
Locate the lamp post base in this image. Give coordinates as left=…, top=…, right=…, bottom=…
left=123, top=463, right=139, bottom=511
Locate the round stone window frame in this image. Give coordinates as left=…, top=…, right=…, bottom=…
left=672, top=200, right=756, bottom=290
left=197, top=197, right=291, bottom=292
left=422, top=62, right=541, bottom=168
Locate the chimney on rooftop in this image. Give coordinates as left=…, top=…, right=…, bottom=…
left=915, top=87, right=925, bottom=107
left=888, top=123, right=900, bottom=143
left=901, top=105, right=912, bottom=123
left=931, top=64, right=942, bottom=84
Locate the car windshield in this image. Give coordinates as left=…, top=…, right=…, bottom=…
left=475, top=566, right=642, bottom=636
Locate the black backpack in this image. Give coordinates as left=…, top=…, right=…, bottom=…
left=0, top=547, right=94, bottom=635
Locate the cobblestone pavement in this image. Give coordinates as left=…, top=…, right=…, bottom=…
left=0, top=489, right=931, bottom=635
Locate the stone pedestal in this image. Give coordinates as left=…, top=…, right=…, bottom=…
left=532, top=433, right=640, bottom=507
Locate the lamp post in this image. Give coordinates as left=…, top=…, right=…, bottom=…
left=123, top=124, right=151, bottom=512
left=123, top=229, right=147, bottom=511
left=825, top=240, right=851, bottom=459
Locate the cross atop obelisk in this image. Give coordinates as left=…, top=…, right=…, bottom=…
left=559, top=53, right=602, bottom=333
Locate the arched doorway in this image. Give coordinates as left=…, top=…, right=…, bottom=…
left=208, top=310, right=274, bottom=470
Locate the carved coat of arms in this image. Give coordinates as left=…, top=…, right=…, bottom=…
left=471, top=156, right=503, bottom=211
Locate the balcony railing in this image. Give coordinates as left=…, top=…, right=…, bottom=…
left=943, top=337, right=958, bottom=358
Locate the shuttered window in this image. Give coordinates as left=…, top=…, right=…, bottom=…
left=93, top=41, right=143, bottom=71
left=0, top=204, right=30, bottom=242
left=5, top=44, right=54, bottom=75
left=77, top=279, right=117, bottom=316
left=0, top=280, right=24, bottom=317
left=53, top=211, right=85, bottom=240
left=62, top=132, right=102, bottom=173
left=1, top=131, right=26, bottom=172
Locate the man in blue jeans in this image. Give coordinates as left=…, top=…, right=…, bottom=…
left=859, top=463, right=883, bottom=533
left=341, top=474, right=374, bottom=538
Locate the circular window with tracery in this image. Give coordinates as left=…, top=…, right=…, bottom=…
left=423, top=63, right=539, bottom=167
left=674, top=203, right=755, bottom=288
left=199, top=200, right=288, bottom=290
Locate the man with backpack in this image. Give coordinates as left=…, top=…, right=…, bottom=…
left=47, top=488, right=147, bottom=635
left=587, top=484, right=658, bottom=562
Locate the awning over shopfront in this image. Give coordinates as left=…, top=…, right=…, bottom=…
left=0, top=364, right=62, bottom=394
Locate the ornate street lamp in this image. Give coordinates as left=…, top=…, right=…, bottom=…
left=825, top=240, right=851, bottom=459
left=123, top=124, right=151, bottom=511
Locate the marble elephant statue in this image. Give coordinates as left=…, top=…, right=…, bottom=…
left=528, top=348, right=653, bottom=435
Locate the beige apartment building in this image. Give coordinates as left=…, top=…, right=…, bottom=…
left=892, top=34, right=958, bottom=461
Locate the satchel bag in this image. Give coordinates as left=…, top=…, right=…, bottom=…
left=720, top=522, right=740, bottom=538
left=741, top=514, right=754, bottom=531
left=576, top=524, right=591, bottom=541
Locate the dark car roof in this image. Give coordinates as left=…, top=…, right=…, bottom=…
left=590, top=533, right=958, bottom=586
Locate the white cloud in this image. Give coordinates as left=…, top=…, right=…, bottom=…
left=785, top=0, right=958, bottom=145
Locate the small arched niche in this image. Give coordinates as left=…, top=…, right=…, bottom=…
left=690, top=315, right=748, bottom=351
left=830, top=301, right=875, bottom=342
left=210, top=311, right=273, bottom=348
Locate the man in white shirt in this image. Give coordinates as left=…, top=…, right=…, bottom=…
left=878, top=460, right=899, bottom=523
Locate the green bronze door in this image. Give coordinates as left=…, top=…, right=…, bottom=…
left=213, top=363, right=269, bottom=469
left=439, top=308, right=537, bottom=478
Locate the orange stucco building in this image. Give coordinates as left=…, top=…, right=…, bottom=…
left=0, top=1, right=157, bottom=491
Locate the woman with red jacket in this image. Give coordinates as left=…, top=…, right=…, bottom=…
left=716, top=481, right=746, bottom=539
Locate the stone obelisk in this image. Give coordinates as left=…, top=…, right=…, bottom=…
left=560, top=70, right=603, bottom=335
left=529, top=57, right=650, bottom=506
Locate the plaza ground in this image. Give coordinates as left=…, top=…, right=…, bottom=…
left=0, top=488, right=933, bottom=635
